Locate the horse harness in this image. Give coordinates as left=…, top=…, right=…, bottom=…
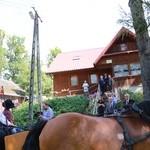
left=105, top=108, right=150, bottom=150
left=115, top=115, right=150, bottom=150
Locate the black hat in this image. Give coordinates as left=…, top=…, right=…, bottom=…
left=2, top=99, right=14, bottom=109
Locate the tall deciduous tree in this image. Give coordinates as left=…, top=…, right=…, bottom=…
left=45, top=47, right=62, bottom=96
left=0, top=30, right=6, bottom=74
left=128, top=0, right=150, bottom=100
left=4, top=35, right=30, bottom=91
left=47, top=47, right=62, bottom=67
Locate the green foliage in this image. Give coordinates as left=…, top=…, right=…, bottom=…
left=13, top=101, right=39, bottom=126
left=41, top=72, right=53, bottom=97
left=4, top=35, right=30, bottom=83
left=120, top=89, right=143, bottom=103
left=47, top=47, right=62, bottom=67
left=48, top=96, right=88, bottom=115
left=0, top=29, right=6, bottom=73
left=13, top=96, right=88, bottom=126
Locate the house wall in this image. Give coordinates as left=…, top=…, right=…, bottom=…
left=53, top=68, right=113, bottom=96
left=97, top=45, right=141, bottom=90
left=52, top=51, right=141, bottom=97
left=107, top=42, right=138, bottom=54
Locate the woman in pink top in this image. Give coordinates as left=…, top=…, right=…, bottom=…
left=2, top=99, right=14, bottom=123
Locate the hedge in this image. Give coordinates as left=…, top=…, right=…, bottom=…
left=13, top=95, right=89, bottom=127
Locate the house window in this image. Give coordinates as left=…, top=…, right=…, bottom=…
left=114, top=64, right=129, bottom=77
left=71, top=75, right=78, bottom=86
left=90, top=74, right=98, bottom=84
left=120, top=44, right=127, bottom=51
left=130, top=63, right=141, bottom=75
left=72, top=56, right=80, bottom=60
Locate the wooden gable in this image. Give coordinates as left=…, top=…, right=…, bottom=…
left=94, top=27, right=141, bottom=92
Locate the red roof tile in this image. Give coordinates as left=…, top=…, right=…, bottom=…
left=46, top=48, right=104, bottom=73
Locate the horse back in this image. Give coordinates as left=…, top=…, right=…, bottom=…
left=39, top=113, right=123, bottom=150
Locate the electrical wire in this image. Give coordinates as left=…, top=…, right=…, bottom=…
left=0, top=0, right=33, bottom=11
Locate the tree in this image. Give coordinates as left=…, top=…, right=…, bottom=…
left=4, top=35, right=30, bottom=91
left=47, top=47, right=62, bottom=67
left=128, top=0, right=150, bottom=101
left=41, top=72, right=53, bottom=97
left=44, top=47, right=62, bottom=97
left=0, top=30, right=6, bottom=75
left=118, top=1, right=150, bottom=101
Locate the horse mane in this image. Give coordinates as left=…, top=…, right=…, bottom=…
left=22, top=120, right=47, bottom=150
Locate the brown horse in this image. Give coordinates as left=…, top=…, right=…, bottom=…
left=22, top=109, right=150, bottom=150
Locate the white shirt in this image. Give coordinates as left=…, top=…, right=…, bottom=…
left=0, top=111, right=13, bottom=126
left=82, top=83, right=89, bottom=92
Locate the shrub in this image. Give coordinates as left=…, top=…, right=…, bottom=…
left=120, top=89, right=143, bottom=103
left=13, top=95, right=88, bottom=126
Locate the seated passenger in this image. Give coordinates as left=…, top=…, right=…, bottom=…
left=97, top=99, right=105, bottom=116
left=38, top=101, right=54, bottom=121
left=104, top=96, right=118, bottom=115
left=122, top=93, right=135, bottom=110
left=0, top=111, right=15, bottom=133
left=112, top=92, right=120, bottom=103
left=2, top=99, right=22, bottom=134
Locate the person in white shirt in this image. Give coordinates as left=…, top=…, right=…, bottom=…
left=82, top=80, right=89, bottom=96
left=0, top=111, right=14, bottom=126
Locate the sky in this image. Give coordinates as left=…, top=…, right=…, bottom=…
left=0, top=0, right=130, bottom=63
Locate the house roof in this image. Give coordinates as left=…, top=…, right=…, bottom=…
left=94, top=27, right=136, bottom=65
left=47, top=27, right=136, bottom=74
left=46, top=48, right=104, bottom=73
left=0, top=80, right=25, bottom=96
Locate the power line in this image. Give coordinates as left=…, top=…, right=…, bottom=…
left=1, top=0, right=26, bottom=6
left=0, top=0, right=32, bottom=11
left=0, top=1, right=34, bottom=21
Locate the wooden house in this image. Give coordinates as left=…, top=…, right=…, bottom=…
left=46, top=27, right=142, bottom=96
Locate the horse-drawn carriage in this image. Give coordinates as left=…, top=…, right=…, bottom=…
left=2, top=100, right=150, bottom=150
left=5, top=131, right=29, bottom=150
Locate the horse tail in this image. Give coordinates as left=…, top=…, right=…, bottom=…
left=22, top=120, right=47, bottom=150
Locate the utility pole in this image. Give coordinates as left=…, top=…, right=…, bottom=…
left=29, top=7, right=42, bottom=124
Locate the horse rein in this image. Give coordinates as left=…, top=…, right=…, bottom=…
left=115, top=115, right=150, bottom=150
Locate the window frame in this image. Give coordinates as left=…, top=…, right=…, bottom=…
left=70, top=75, right=78, bottom=86
left=130, top=63, right=141, bottom=75
left=113, top=64, right=129, bottom=77
left=120, top=43, right=127, bottom=51
left=90, top=74, right=98, bottom=84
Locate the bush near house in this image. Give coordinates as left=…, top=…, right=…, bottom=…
left=13, top=95, right=89, bottom=127
left=120, top=89, right=143, bottom=103
left=13, top=90, right=143, bottom=127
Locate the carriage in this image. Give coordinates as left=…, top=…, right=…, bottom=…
left=4, top=131, right=29, bottom=150
left=2, top=100, right=150, bottom=150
